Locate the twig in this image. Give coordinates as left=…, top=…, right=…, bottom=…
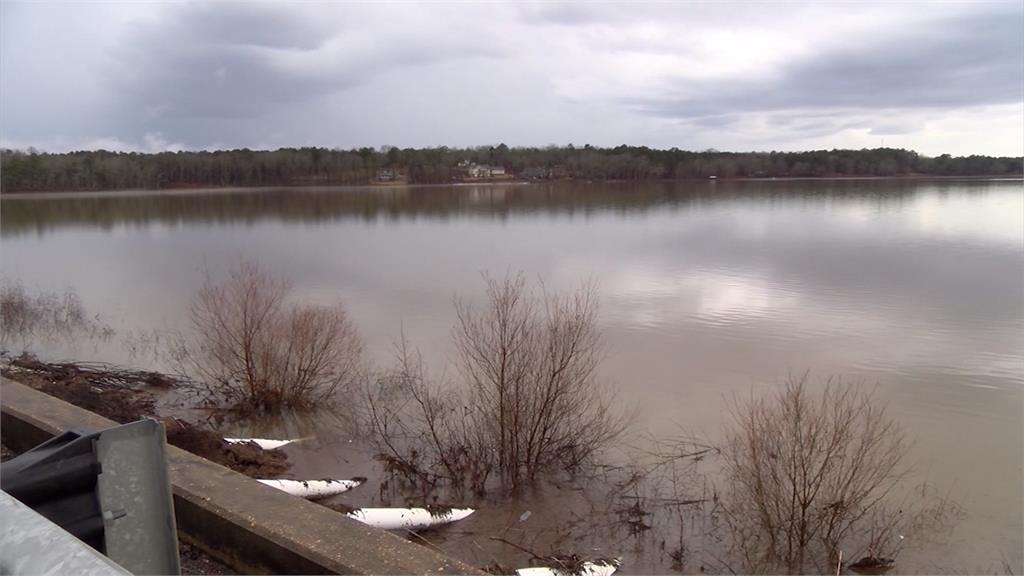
left=489, top=536, right=542, bottom=559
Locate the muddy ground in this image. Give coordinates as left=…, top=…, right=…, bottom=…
left=1, top=355, right=625, bottom=575
left=1, top=354, right=288, bottom=478
left=179, top=542, right=237, bottom=575
left=1, top=357, right=254, bottom=575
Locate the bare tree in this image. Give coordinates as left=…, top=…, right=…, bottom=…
left=365, top=273, right=624, bottom=492
left=364, top=340, right=495, bottom=494
left=176, top=261, right=363, bottom=411
left=720, top=374, right=908, bottom=574
left=454, top=273, right=624, bottom=487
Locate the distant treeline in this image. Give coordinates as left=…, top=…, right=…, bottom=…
left=1, top=145, right=1020, bottom=192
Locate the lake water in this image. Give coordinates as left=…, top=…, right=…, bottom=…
left=2, top=179, right=1022, bottom=573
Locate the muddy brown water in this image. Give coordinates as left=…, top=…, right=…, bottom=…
left=2, top=180, right=1021, bottom=573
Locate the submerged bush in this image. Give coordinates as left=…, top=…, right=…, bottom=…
left=175, top=262, right=363, bottom=411
left=0, top=279, right=109, bottom=348
left=720, top=375, right=909, bottom=574
left=367, top=273, right=625, bottom=492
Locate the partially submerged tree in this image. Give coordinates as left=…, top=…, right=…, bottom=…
left=177, top=262, right=363, bottom=411
left=720, top=374, right=908, bottom=574
left=366, top=273, right=624, bottom=492
left=454, top=273, right=623, bottom=486
left=365, top=341, right=496, bottom=493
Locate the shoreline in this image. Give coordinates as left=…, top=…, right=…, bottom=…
left=1, top=174, right=1020, bottom=199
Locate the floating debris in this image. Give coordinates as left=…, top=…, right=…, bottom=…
left=256, top=477, right=365, bottom=499
left=516, top=557, right=621, bottom=576
left=344, top=507, right=475, bottom=531
left=849, top=556, right=896, bottom=575
left=223, top=438, right=296, bottom=450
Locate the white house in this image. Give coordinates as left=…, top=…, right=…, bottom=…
left=466, top=164, right=506, bottom=178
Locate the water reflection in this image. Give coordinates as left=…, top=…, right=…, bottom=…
left=3, top=180, right=1020, bottom=242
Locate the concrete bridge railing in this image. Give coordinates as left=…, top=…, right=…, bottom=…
left=1, top=378, right=481, bottom=575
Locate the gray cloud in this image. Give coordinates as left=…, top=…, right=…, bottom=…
left=106, top=3, right=504, bottom=123
left=517, top=3, right=615, bottom=26
left=868, top=123, right=919, bottom=137
left=170, top=3, right=335, bottom=51
left=1, top=2, right=1021, bottom=155
left=630, top=7, right=1023, bottom=119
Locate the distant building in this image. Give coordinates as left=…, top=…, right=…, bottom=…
left=463, top=163, right=506, bottom=178
left=377, top=168, right=399, bottom=181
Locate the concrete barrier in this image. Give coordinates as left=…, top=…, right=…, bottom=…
left=1, top=379, right=481, bottom=575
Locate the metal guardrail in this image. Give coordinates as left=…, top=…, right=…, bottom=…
left=1, top=419, right=181, bottom=575
left=1, top=378, right=482, bottom=575
left=0, top=489, right=132, bottom=575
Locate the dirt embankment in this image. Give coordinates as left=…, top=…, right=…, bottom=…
left=1, top=354, right=288, bottom=478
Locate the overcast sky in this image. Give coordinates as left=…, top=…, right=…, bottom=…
left=1, top=1, right=1021, bottom=156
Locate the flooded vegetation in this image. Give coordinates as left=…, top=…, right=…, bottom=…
left=1, top=179, right=1020, bottom=573
left=172, top=261, right=364, bottom=412
left=0, top=354, right=290, bottom=478
left=718, top=376, right=910, bottom=573
left=366, top=273, right=624, bottom=494
left=0, top=278, right=112, bottom=350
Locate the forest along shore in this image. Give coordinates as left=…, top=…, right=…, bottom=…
left=2, top=145, right=1020, bottom=192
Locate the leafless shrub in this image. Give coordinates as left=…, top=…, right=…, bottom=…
left=365, top=341, right=495, bottom=494
left=366, top=273, right=625, bottom=492
left=598, top=435, right=725, bottom=573
left=455, top=273, right=625, bottom=486
left=720, top=374, right=909, bottom=574
left=174, top=261, right=364, bottom=412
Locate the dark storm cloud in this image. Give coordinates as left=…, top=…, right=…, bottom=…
left=685, top=113, right=865, bottom=141
left=106, top=3, right=504, bottom=123
left=631, top=6, right=1024, bottom=120
left=172, top=3, right=334, bottom=50
left=105, top=4, right=349, bottom=120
